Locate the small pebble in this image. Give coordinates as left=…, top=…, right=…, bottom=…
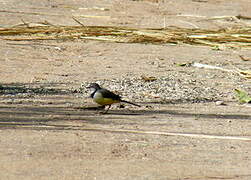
left=215, top=100, right=226, bottom=106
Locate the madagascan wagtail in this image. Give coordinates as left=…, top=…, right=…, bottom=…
left=87, top=83, right=140, bottom=113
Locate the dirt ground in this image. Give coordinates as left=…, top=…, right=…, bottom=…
left=0, top=0, right=251, bottom=179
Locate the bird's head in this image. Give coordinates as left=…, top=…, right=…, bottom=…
left=87, top=83, right=101, bottom=90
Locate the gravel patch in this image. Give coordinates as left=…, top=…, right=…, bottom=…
left=80, top=76, right=224, bottom=104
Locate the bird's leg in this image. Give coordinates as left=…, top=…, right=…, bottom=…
left=98, top=105, right=106, bottom=114
left=103, top=105, right=111, bottom=114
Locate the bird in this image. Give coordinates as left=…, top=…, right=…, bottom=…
left=87, top=83, right=140, bottom=113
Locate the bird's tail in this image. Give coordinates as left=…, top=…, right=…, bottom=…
left=121, top=100, right=141, bottom=107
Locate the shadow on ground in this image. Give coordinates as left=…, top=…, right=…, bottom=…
left=0, top=104, right=250, bottom=130
left=0, top=82, right=77, bottom=95
left=0, top=83, right=250, bottom=131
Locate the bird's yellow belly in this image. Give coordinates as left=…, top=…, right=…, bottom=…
left=95, top=98, right=119, bottom=105
left=93, top=92, right=119, bottom=105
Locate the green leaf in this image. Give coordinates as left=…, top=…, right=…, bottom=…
left=234, top=89, right=251, bottom=103
left=176, top=63, right=192, bottom=67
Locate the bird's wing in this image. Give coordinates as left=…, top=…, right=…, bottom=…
left=99, top=89, right=121, bottom=100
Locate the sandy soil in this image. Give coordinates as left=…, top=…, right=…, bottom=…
left=0, top=0, right=251, bottom=179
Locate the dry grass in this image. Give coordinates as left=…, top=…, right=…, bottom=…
left=1, top=24, right=251, bottom=48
